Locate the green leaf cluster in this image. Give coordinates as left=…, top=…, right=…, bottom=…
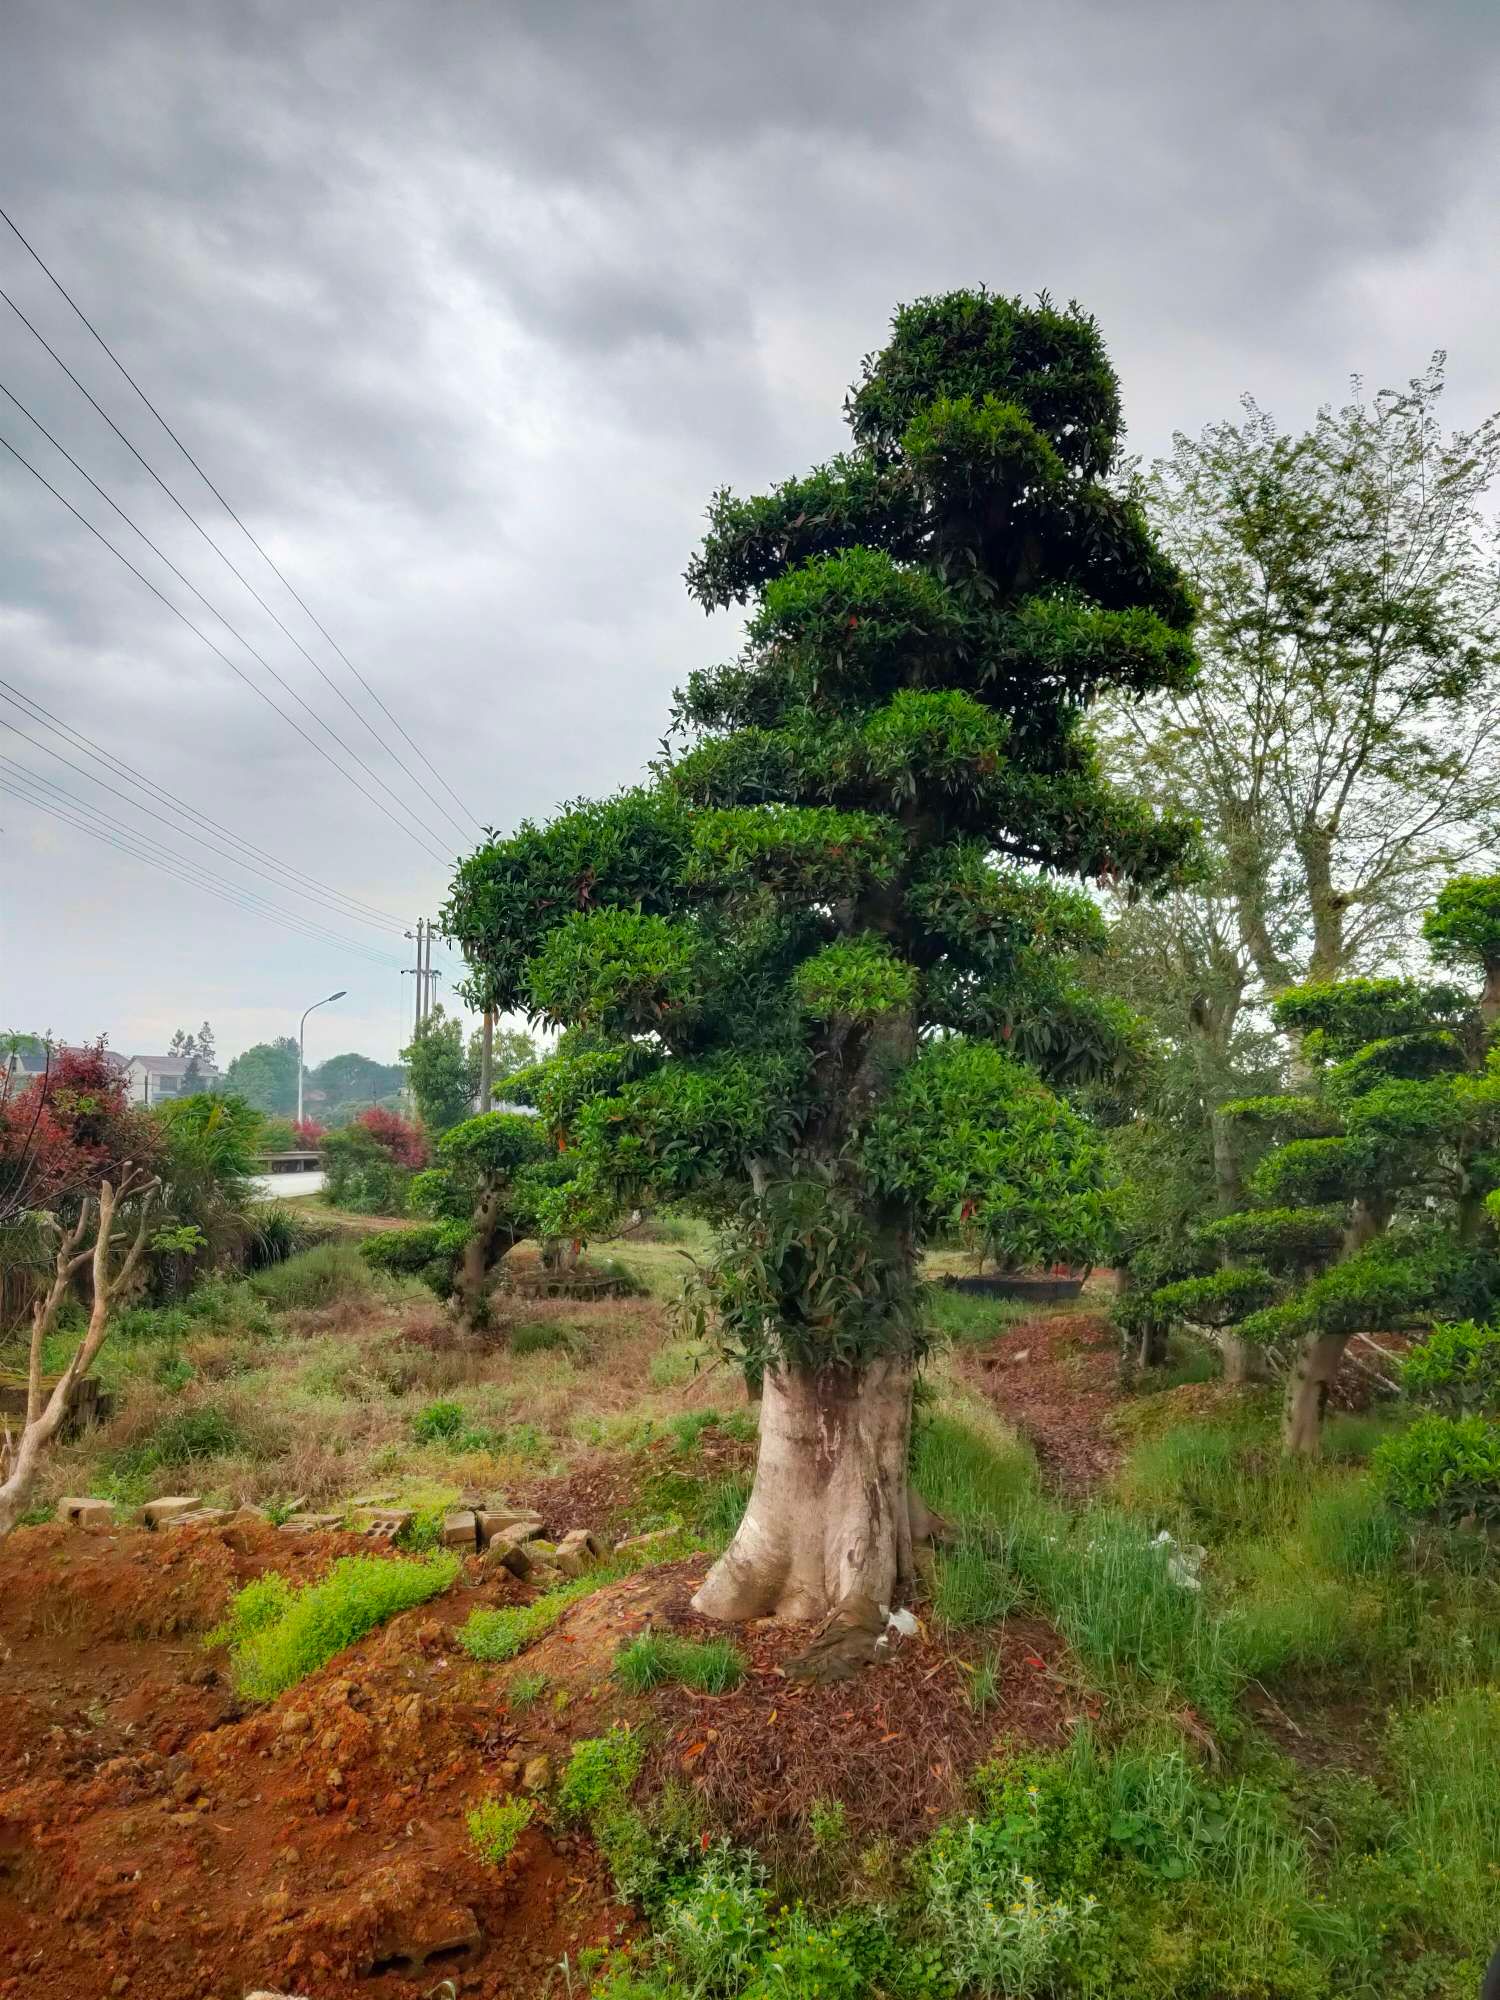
left=445, top=290, right=1201, bottom=1371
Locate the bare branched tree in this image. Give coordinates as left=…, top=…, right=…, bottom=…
left=0, top=1163, right=158, bottom=1538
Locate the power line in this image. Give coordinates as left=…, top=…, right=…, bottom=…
left=0, top=768, right=407, bottom=969
left=0, top=674, right=407, bottom=930
left=0, top=715, right=408, bottom=938
left=0, top=759, right=407, bottom=966
left=0, top=202, right=482, bottom=838
left=0, top=423, right=454, bottom=868
left=0, top=344, right=458, bottom=861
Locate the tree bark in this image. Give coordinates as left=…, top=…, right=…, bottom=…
left=691, top=1355, right=918, bottom=1623
left=455, top=1190, right=516, bottom=1331
left=1221, top=1334, right=1267, bottom=1387
left=1281, top=1331, right=1347, bottom=1453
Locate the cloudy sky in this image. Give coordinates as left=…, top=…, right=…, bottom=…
left=1, top=0, right=1497, bottom=1069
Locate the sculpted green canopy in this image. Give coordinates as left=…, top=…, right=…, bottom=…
left=447, top=289, right=1198, bottom=1623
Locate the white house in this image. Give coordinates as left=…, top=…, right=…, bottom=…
left=125, top=1054, right=222, bottom=1106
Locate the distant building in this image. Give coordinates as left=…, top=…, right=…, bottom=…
left=125, top=1054, right=222, bottom=1106
left=1, top=1044, right=130, bottom=1088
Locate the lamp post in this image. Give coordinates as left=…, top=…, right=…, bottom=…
left=297, top=990, right=345, bottom=1126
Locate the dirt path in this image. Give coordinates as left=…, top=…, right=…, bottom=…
left=956, top=1307, right=1126, bottom=1497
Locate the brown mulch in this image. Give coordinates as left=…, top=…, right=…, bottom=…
left=957, top=1309, right=1126, bottom=1496
left=636, top=1579, right=1083, bottom=1853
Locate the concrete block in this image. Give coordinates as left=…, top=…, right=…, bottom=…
left=356, top=1508, right=413, bottom=1543
left=480, top=1537, right=534, bottom=1579
left=551, top=1528, right=604, bottom=1578
left=279, top=1512, right=343, bottom=1533
left=140, top=1495, right=202, bottom=1529
left=56, top=1496, right=115, bottom=1529
left=441, top=1510, right=478, bottom=1550
left=475, top=1508, right=544, bottom=1546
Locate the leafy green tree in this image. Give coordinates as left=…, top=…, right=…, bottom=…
left=402, top=1006, right=477, bottom=1134
left=148, top=1091, right=261, bottom=1290
left=480, top=1026, right=540, bottom=1103
left=1423, top=874, right=1500, bottom=1029
left=224, top=1037, right=299, bottom=1117
left=1150, top=929, right=1500, bottom=1450
left=447, top=289, right=1197, bottom=1622
left=363, top=1112, right=560, bottom=1327
left=1106, top=360, right=1500, bottom=1001
left=307, top=1050, right=407, bottom=1121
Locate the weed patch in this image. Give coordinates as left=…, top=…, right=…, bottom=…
left=557, top=1725, right=645, bottom=1823
left=615, top=1632, right=745, bottom=1694
left=467, top=1794, right=533, bottom=1864
left=208, top=1552, right=459, bottom=1700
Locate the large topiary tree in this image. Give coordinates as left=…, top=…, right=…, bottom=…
left=447, top=290, right=1198, bottom=1622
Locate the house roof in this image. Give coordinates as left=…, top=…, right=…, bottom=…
left=130, top=1054, right=218, bottom=1075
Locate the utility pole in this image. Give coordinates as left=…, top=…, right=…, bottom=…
left=403, top=919, right=428, bottom=1036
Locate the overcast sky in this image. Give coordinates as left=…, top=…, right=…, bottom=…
left=1, top=0, right=1497, bottom=1068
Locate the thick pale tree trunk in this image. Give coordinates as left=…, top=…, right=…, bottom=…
left=692, top=1355, right=916, bottom=1623
left=1281, top=1332, right=1347, bottom=1453
left=1220, top=1335, right=1267, bottom=1387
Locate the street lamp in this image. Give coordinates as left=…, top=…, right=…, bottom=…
left=297, top=990, right=346, bottom=1125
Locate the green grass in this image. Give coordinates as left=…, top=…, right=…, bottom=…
left=615, top=1632, right=745, bottom=1694
left=247, top=1240, right=378, bottom=1311
left=1387, top=1686, right=1500, bottom=1957
left=208, top=1552, right=459, bottom=1699
left=911, top=1405, right=1037, bottom=1523
left=931, top=1531, right=1023, bottom=1629
left=506, top=1670, right=548, bottom=1710
left=466, top=1793, right=533, bottom=1864
left=924, top=1284, right=1028, bottom=1347
left=457, top=1536, right=696, bottom=1666
left=511, top=1320, right=573, bottom=1356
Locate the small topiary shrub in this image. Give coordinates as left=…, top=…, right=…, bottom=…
left=1373, top=1412, right=1500, bottom=1524
left=466, top=1793, right=533, bottom=1864
left=208, top=1553, right=459, bottom=1699
left=1149, top=1265, right=1275, bottom=1328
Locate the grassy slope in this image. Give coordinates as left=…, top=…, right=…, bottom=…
left=9, top=1236, right=1498, bottom=1997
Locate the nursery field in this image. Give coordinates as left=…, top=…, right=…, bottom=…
left=2, top=1236, right=1496, bottom=2000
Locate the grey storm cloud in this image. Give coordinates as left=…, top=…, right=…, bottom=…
left=1, top=0, right=1498, bottom=1063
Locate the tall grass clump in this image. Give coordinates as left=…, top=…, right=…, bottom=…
left=911, top=1407, right=1036, bottom=1525
left=248, top=1240, right=377, bottom=1312
left=1012, top=1506, right=1241, bottom=1723
left=209, top=1552, right=459, bottom=1699
left=925, top=1284, right=1027, bottom=1347
left=615, top=1632, right=745, bottom=1694
left=1388, top=1686, right=1500, bottom=1957
left=931, top=1532, right=1022, bottom=1630
left=1118, top=1415, right=1314, bottom=1543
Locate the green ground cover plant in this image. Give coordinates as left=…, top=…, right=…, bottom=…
left=208, top=1551, right=459, bottom=1699
left=466, top=1793, right=533, bottom=1864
